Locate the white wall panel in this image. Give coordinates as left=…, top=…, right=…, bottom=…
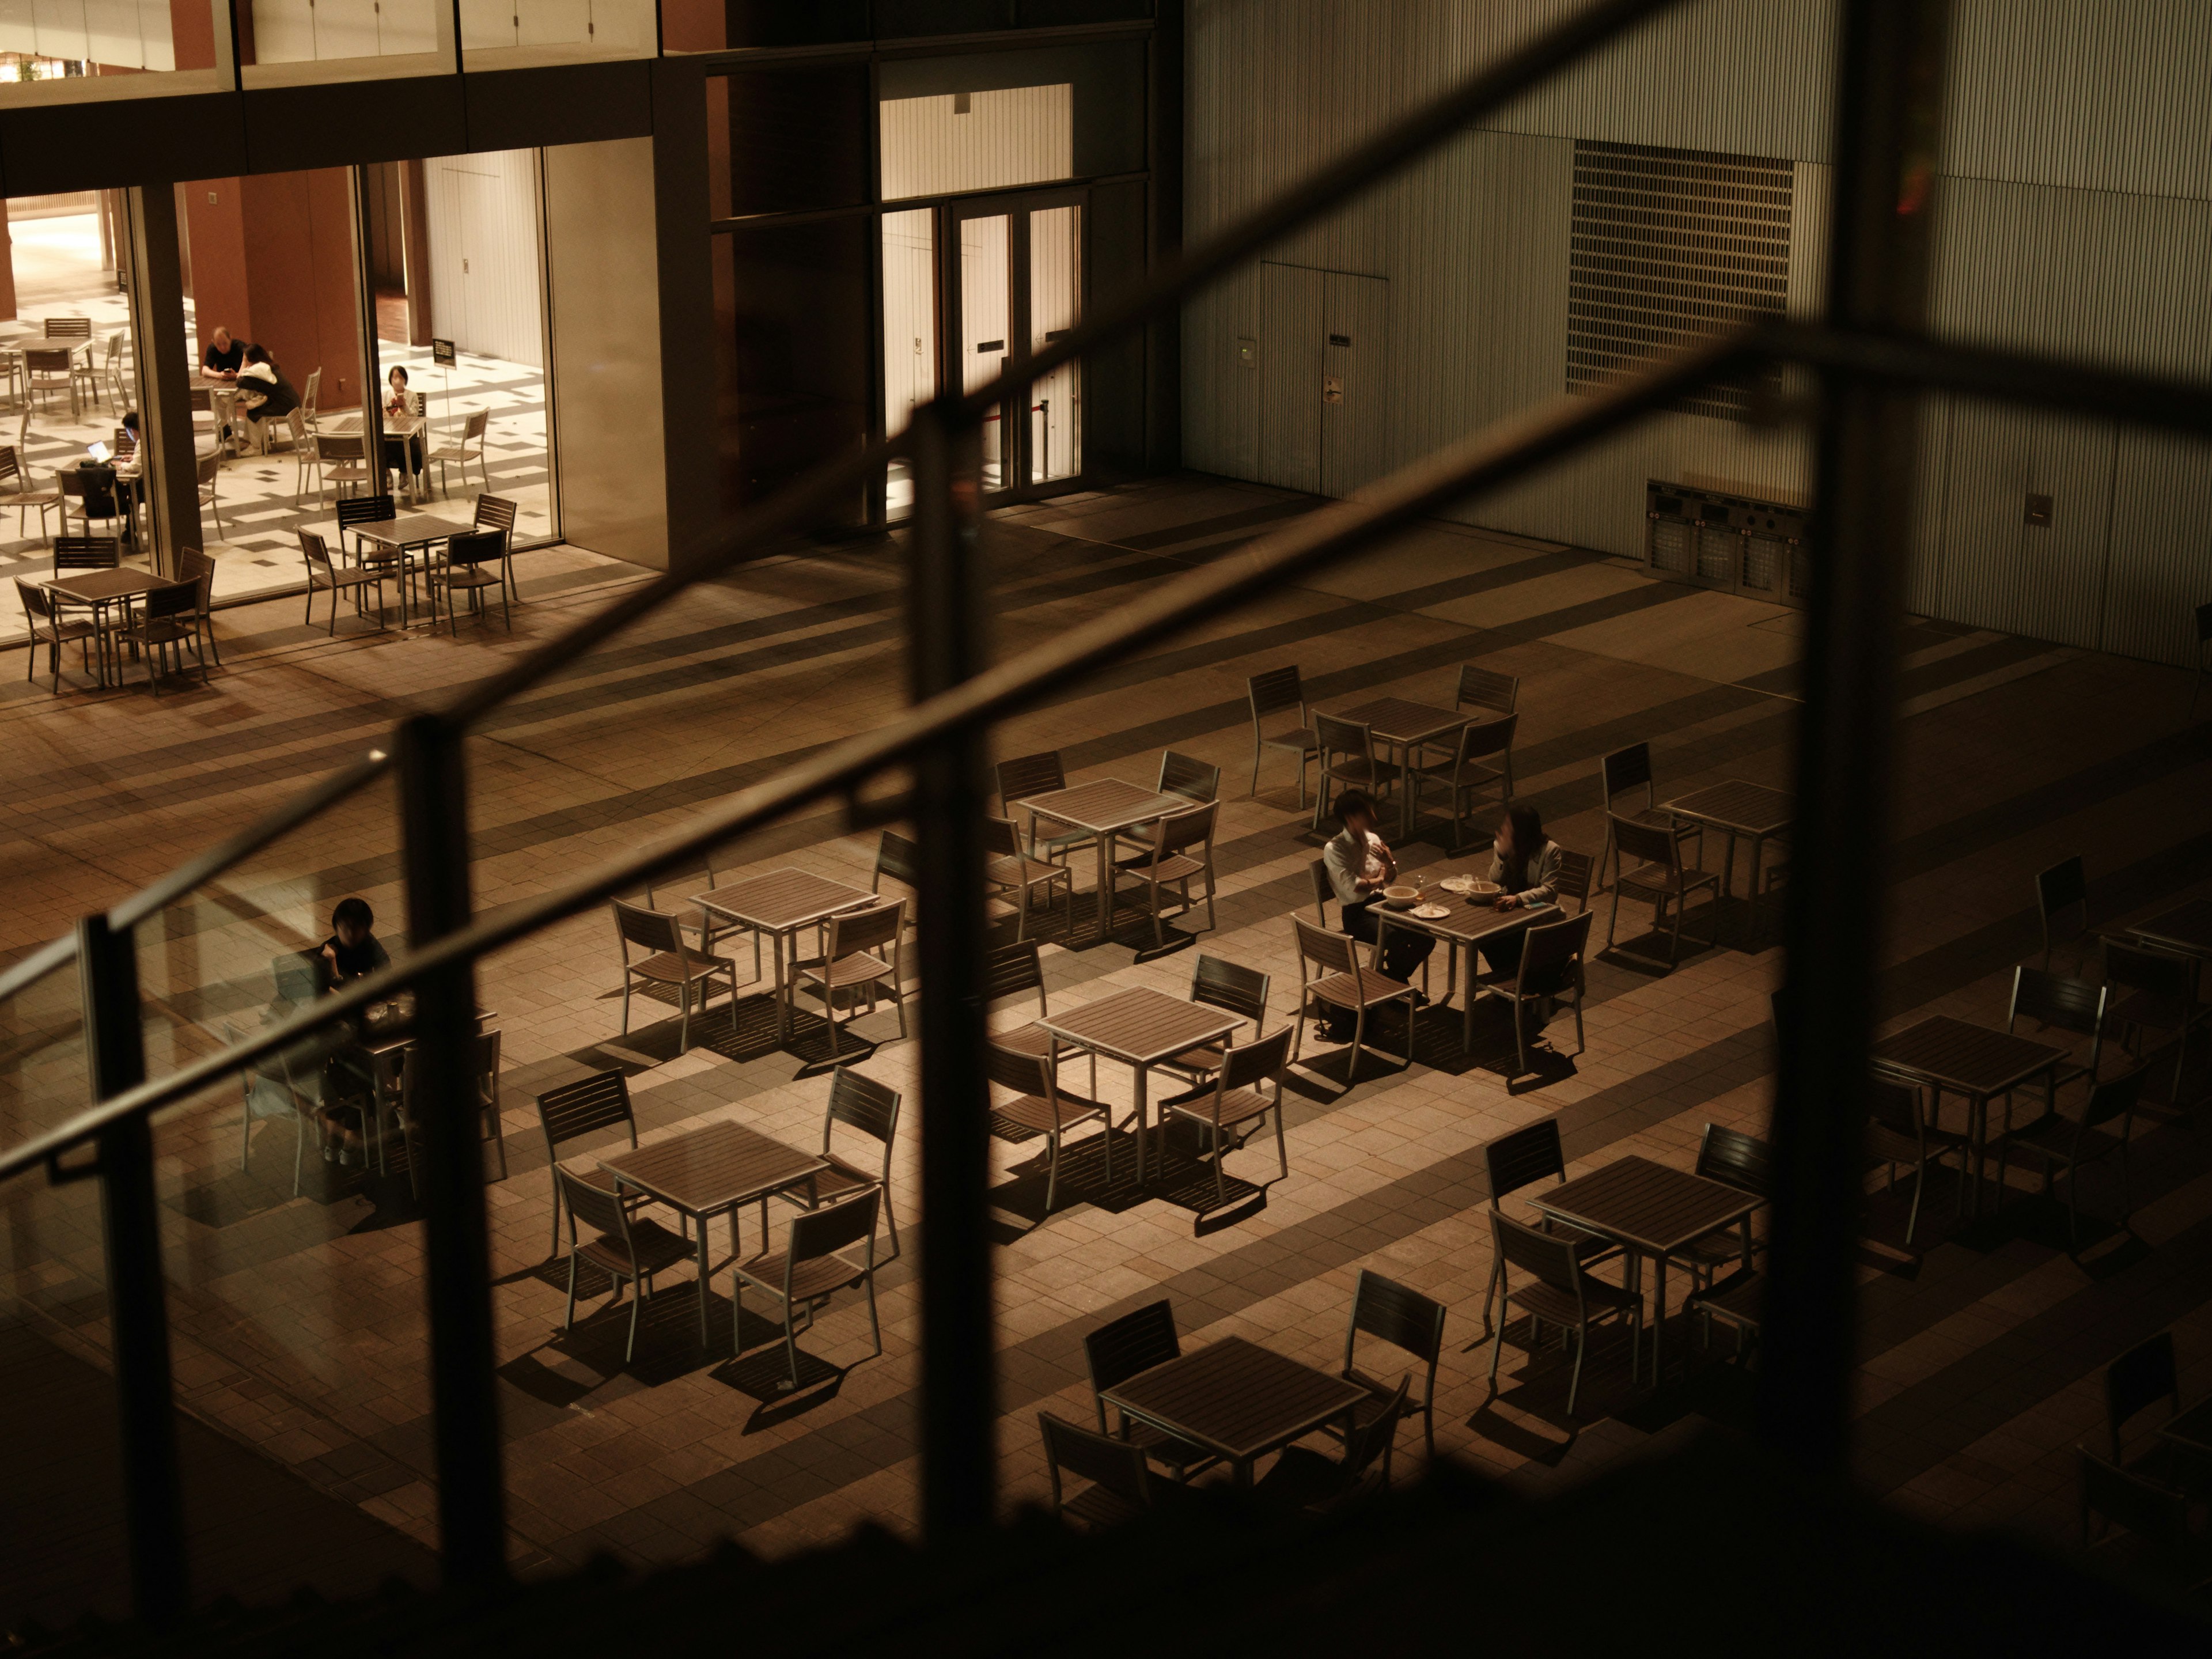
left=881, top=85, right=1073, bottom=201
left=424, top=149, right=544, bottom=368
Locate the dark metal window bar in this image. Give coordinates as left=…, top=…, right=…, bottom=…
left=3, top=0, right=2211, bottom=1622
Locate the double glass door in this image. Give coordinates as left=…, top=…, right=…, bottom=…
left=882, top=188, right=1084, bottom=516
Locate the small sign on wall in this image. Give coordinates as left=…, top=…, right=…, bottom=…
left=431, top=338, right=457, bottom=367
left=2024, top=493, right=2053, bottom=528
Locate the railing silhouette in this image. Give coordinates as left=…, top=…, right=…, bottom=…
left=4, top=0, right=2210, bottom=1625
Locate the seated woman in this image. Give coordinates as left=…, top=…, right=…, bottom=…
left=233, top=345, right=301, bottom=444
left=1478, top=801, right=1561, bottom=980
left=382, top=365, right=426, bottom=490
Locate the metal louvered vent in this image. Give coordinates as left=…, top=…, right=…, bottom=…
left=1568, top=140, right=1791, bottom=421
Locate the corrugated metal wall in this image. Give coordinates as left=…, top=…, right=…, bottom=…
left=425, top=149, right=544, bottom=368
left=1184, top=0, right=2212, bottom=666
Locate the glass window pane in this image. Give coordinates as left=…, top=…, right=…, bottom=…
left=877, top=41, right=1145, bottom=198
left=711, top=67, right=873, bottom=219
left=238, top=0, right=455, bottom=85
left=1027, top=203, right=1081, bottom=484
left=960, top=213, right=1009, bottom=493
left=881, top=207, right=936, bottom=520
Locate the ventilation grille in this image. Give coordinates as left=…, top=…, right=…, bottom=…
left=1567, top=140, right=1791, bottom=421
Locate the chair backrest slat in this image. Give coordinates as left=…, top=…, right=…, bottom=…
left=1553, top=847, right=1594, bottom=912
left=1864, top=1080, right=1926, bottom=1164
left=446, top=531, right=504, bottom=567
left=826, top=1067, right=900, bottom=1147
left=1308, top=858, right=1333, bottom=925
left=2008, top=966, right=2107, bottom=1042
left=2103, top=941, right=2194, bottom=1001
left=984, top=1040, right=1051, bottom=1096
left=874, top=829, right=921, bottom=890
left=613, top=898, right=684, bottom=955
left=1217, top=1024, right=1293, bottom=1093
left=1455, top=664, right=1518, bottom=716
left=54, top=536, right=120, bottom=571
left=2082, top=1067, right=2142, bottom=1132
left=1313, top=711, right=1371, bottom=760
left=1515, top=911, right=1592, bottom=997
left=2078, top=1446, right=2188, bottom=1547
left=1484, top=1118, right=1566, bottom=1204
left=1608, top=812, right=1679, bottom=870
left=1294, top=914, right=1356, bottom=976
left=536, top=1069, right=637, bottom=1151
left=1455, top=712, right=1516, bottom=762
left=984, top=940, right=1047, bottom=1007
left=1491, top=1209, right=1580, bottom=1288
left=474, top=492, right=518, bottom=532
left=1191, top=954, right=1269, bottom=1027
left=1040, top=1412, right=1152, bottom=1509
left=1247, top=665, right=1302, bottom=719
left=1158, top=749, right=1222, bottom=802
left=790, top=1188, right=880, bottom=1262
left=995, top=751, right=1066, bottom=808
left=1601, top=741, right=1654, bottom=803
left=554, top=1165, right=627, bottom=1240
left=1084, top=1300, right=1180, bottom=1395
left=829, top=899, right=904, bottom=959
left=1150, top=801, right=1217, bottom=858
left=983, top=815, right=1024, bottom=858
left=1348, top=1268, right=1446, bottom=1365
left=1695, top=1123, right=1774, bottom=1198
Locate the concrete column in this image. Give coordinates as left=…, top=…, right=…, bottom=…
left=128, top=184, right=202, bottom=574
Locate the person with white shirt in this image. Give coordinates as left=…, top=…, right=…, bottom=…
left=1320, top=787, right=1435, bottom=991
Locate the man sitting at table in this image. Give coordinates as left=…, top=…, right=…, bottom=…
left=202, top=327, right=245, bottom=381
left=1320, top=790, right=1434, bottom=1036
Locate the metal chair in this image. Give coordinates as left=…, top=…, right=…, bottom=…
left=430, top=407, right=490, bottom=498
left=984, top=941, right=1093, bottom=1093
left=1328, top=1268, right=1446, bottom=1457
left=1865, top=1078, right=1969, bottom=1246
left=1995, top=1066, right=2143, bottom=1251
left=1474, top=1118, right=1620, bottom=1344
left=730, top=1187, right=882, bottom=1387
left=465, top=1029, right=509, bottom=1180
left=1683, top=1267, right=1764, bottom=1361
left=0, top=445, right=61, bottom=538
left=777, top=1067, right=902, bottom=1263
left=123, top=580, right=210, bottom=694
left=984, top=813, right=1072, bottom=941
left=1247, top=665, right=1319, bottom=803
left=2006, top=966, right=2109, bottom=1109
left=1160, top=1025, right=1294, bottom=1209
left=535, top=1069, right=664, bottom=1259
left=195, top=448, right=223, bottom=537
left=429, top=530, right=510, bottom=633
left=25, top=346, right=77, bottom=415
left=14, top=579, right=97, bottom=691
left=2100, top=940, right=2204, bottom=1103
left=2106, top=1332, right=2183, bottom=1473
left=995, top=749, right=1095, bottom=864
left=1553, top=846, right=1595, bottom=913
left=60, top=465, right=127, bottom=536
left=1487, top=1211, right=1643, bottom=1416
left=612, top=898, right=741, bottom=1052
left=1310, top=711, right=1396, bottom=831
left=473, top=491, right=520, bottom=600
left=1039, top=1412, right=1165, bottom=1528
left=300, top=528, right=389, bottom=634
left=2077, top=1446, right=2200, bottom=1586
left=1110, top=801, right=1219, bottom=950
left=1251, top=1377, right=1408, bottom=1512
left=1678, top=1123, right=1772, bottom=1286
left=2036, top=856, right=2088, bottom=969
left=1081, top=1301, right=1216, bottom=1483
left=1290, top=915, right=1417, bottom=1073
left=551, top=1166, right=695, bottom=1365
left=1605, top=813, right=1721, bottom=966
left=173, top=548, right=222, bottom=667
left=315, top=431, right=375, bottom=502
left=1599, top=741, right=1700, bottom=890
left=1476, top=908, right=1592, bottom=1075
left=1157, top=749, right=1221, bottom=803
left=225, top=1017, right=316, bottom=1196
left=1412, top=713, right=1516, bottom=852
left=1160, top=954, right=1270, bottom=1083
left=984, top=1039, right=1112, bottom=1215
left=1308, top=857, right=1333, bottom=926
left=43, top=315, right=92, bottom=339
left=789, top=898, right=907, bottom=1060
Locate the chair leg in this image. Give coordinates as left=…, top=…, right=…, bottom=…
left=1566, top=1321, right=1586, bottom=1416
left=1044, top=1126, right=1060, bottom=1214
left=563, top=1252, right=579, bottom=1331
left=865, top=1268, right=881, bottom=1356
left=625, top=1277, right=642, bottom=1364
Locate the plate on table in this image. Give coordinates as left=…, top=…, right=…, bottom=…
left=1438, top=875, right=1476, bottom=895
left=1411, top=903, right=1452, bottom=921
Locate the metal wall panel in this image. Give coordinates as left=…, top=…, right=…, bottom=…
left=2103, top=430, right=2212, bottom=667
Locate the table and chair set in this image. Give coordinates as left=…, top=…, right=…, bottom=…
left=16, top=535, right=220, bottom=694
left=303, top=491, right=521, bottom=636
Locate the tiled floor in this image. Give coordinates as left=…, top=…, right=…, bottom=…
left=1, top=471, right=2207, bottom=1620
left=0, top=213, right=551, bottom=635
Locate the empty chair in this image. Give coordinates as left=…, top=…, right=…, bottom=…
left=2077, top=1447, right=2197, bottom=1584
left=1477, top=908, right=1592, bottom=1076
left=1161, top=955, right=1271, bottom=1083
left=16, top=579, right=97, bottom=691
left=1247, top=665, right=1319, bottom=804
left=1251, top=1377, right=1408, bottom=1513
left=1331, top=1269, right=1447, bottom=1457
left=43, top=315, right=92, bottom=338
left=551, top=1166, right=694, bottom=1365
left=316, top=431, right=374, bottom=502
left=995, top=749, right=1095, bottom=865
left=2005, top=966, right=2109, bottom=1107
left=1488, top=1211, right=1643, bottom=1416
left=25, top=346, right=77, bottom=415
left=429, top=531, right=510, bottom=632
left=53, top=534, right=119, bottom=573
left=1160, top=1025, right=1295, bottom=1209
left=1111, top=800, right=1219, bottom=950
left=535, top=1069, right=664, bottom=1259
left=1290, top=915, right=1417, bottom=1074
left=430, top=407, right=490, bottom=498
left=0, top=445, right=60, bottom=538
left=124, top=581, right=210, bottom=694
left=1683, top=1267, right=1764, bottom=1361
left=226, top=1018, right=316, bottom=1196
left=2036, top=857, right=2088, bottom=969
left=1553, top=847, right=1595, bottom=914
left=474, top=491, right=521, bottom=600
left=612, top=898, right=741, bottom=1052
left=984, top=813, right=1071, bottom=941
left=1455, top=662, right=1518, bottom=721
left=1310, top=712, right=1396, bottom=832
left=1476, top=1118, right=1619, bottom=1343
left=393, top=1033, right=507, bottom=1192
left=1678, top=1123, right=1773, bottom=1286
left=983, top=941, right=1094, bottom=1094
left=789, top=898, right=907, bottom=1060
left=195, top=448, right=224, bottom=536
left=1599, top=742, right=1700, bottom=889
left=2101, top=940, right=2204, bottom=1102
left=173, top=548, right=222, bottom=668
left=872, top=828, right=920, bottom=907
left=1605, top=813, right=1721, bottom=967
left=1157, top=748, right=1221, bottom=803
left=2105, top=1332, right=2186, bottom=1483
left=1865, top=1078, right=1969, bottom=1246
left=300, top=528, right=388, bottom=634
left=1995, top=1066, right=2143, bottom=1250
left=1039, top=1412, right=1165, bottom=1529
left=984, top=1039, right=1112, bottom=1215
left=777, top=1067, right=902, bottom=1263
left=1082, top=1301, right=1216, bottom=1483
left=729, top=1187, right=882, bottom=1388
left=1412, top=714, right=1517, bottom=852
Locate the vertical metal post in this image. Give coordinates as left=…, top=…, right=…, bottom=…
left=395, top=714, right=507, bottom=1590
left=125, top=185, right=201, bottom=577
left=1762, top=0, right=1950, bottom=1475
left=907, top=400, right=997, bottom=1540
left=78, top=913, right=187, bottom=1624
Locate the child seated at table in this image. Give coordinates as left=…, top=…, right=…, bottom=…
left=320, top=896, right=391, bottom=985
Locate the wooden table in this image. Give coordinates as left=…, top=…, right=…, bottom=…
left=354, top=512, right=474, bottom=626
left=1100, top=1334, right=1369, bottom=1488
left=1528, top=1153, right=1761, bottom=1385
left=45, top=567, right=166, bottom=687
left=325, top=410, right=430, bottom=499
left=1374, top=885, right=1558, bottom=1051
left=1327, top=697, right=1467, bottom=843
left=1039, top=986, right=1246, bottom=1183
left=1661, top=781, right=1792, bottom=946
left=2123, top=899, right=2212, bottom=962
left=693, top=868, right=878, bottom=1039
left=1870, top=1016, right=2067, bottom=1213
left=1015, top=778, right=1190, bottom=945
left=600, top=1119, right=827, bottom=1343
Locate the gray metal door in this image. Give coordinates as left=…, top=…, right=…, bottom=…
left=1320, top=271, right=1389, bottom=499
left=1935, top=403, right=2116, bottom=649
left=1257, top=262, right=1323, bottom=493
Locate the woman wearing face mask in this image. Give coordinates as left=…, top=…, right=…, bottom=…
left=1479, top=800, right=1559, bottom=977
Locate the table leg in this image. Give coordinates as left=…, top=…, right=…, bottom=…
left=1134, top=1063, right=1151, bottom=1185
left=696, top=1211, right=713, bottom=1344
left=1461, top=941, right=1477, bottom=1053
left=1652, top=1253, right=1668, bottom=1385
left=773, top=929, right=790, bottom=1039
left=1096, top=832, right=1113, bottom=945
left=1744, top=834, right=1766, bottom=948
left=1971, top=1092, right=1987, bottom=1215
left=1398, top=740, right=1414, bottom=844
